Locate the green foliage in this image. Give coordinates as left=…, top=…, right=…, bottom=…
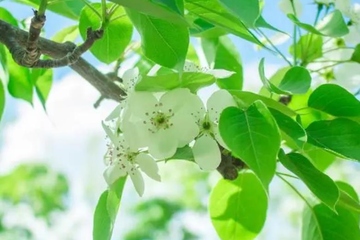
left=308, top=84, right=360, bottom=117
left=0, top=164, right=69, bottom=218
left=350, top=44, right=360, bottom=63
left=230, top=90, right=297, bottom=117
left=259, top=59, right=311, bottom=94
left=135, top=72, right=215, bottom=92
left=109, top=0, right=187, bottom=25
left=306, top=118, right=360, bottom=161
left=2, top=1, right=360, bottom=239
left=269, top=109, right=306, bottom=148
left=210, top=172, right=267, bottom=240
left=6, top=51, right=33, bottom=104
left=289, top=34, right=323, bottom=65
left=279, top=150, right=339, bottom=211
left=302, top=203, right=360, bottom=240
left=79, top=3, right=133, bottom=64
left=184, top=0, right=261, bottom=44
left=201, top=36, right=243, bottom=90
left=288, top=10, right=349, bottom=37
left=93, top=177, right=126, bottom=240
left=219, top=0, right=260, bottom=27
left=12, top=0, right=84, bottom=19
left=219, top=101, right=281, bottom=189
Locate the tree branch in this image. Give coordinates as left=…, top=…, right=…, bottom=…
left=0, top=19, right=125, bottom=102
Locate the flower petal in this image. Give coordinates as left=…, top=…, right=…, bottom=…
left=127, top=91, right=158, bottom=118
left=136, top=153, right=161, bottom=181
left=102, top=121, right=117, bottom=144
left=148, top=129, right=178, bottom=159
left=122, top=120, right=150, bottom=151
left=105, top=105, right=122, bottom=121
left=129, top=168, right=145, bottom=196
left=103, top=164, right=127, bottom=185
left=205, top=69, right=235, bottom=79
left=123, top=68, right=140, bottom=92
left=160, top=88, right=192, bottom=112
left=171, top=114, right=199, bottom=147
left=183, top=61, right=201, bottom=72
left=192, top=135, right=221, bottom=171
left=207, top=90, right=237, bottom=123
left=213, top=124, right=230, bottom=149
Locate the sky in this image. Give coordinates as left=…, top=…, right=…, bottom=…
left=0, top=0, right=360, bottom=239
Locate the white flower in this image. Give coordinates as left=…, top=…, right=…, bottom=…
left=122, top=88, right=202, bottom=159
left=192, top=90, right=237, bottom=171
left=183, top=61, right=235, bottom=78
left=333, top=62, right=360, bottom=93
left=105, top=67, right=141, bottom=129
left=102, top=122, right=160, bottom=197
left=335, top=1, right=360, bottom=24
left=278, top=0, right=302, bottom=16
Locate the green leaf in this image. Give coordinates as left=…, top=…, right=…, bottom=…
left=79, top=3, right=133, bottom=64
left=189, top=18, right=227, bottom=38
left=13, top=0, right=84, bottom=20
left=308, top=84, right=360, bottom=117
left=302, top=203, right=360, bottom=240
left=93, top=177, right=126, bottom=240
left=259, top=59, right=311, bottom=94
left=306, top=118, right=360, bottom=161
left=336, top=181, right=360, bottom=215
left=6, top=51, right=33, bottom=104
left=31, top=68, right=53, bottom=109
left=219, top=0, right=260, bottom=27
left=166, top=146, right=195, bottom=162
left=303, top=144, right=336, bottom=171
left=269, top=108, right=306, bottom=148
left=0, top=80, right=4, bottom=122
left=184, top=0, right=261, bottom=44
left=255, top=15, right=286, bottom=33
left=201, top=36, right=243, bottom=90
left=127, top=9, right=189, bottom=70
left=278, top=66, right=311, bottom=94
left=351, top=44, right=360, bottom=63
left=210, top=172, right=267, bottom=240
left=109, top=0, right=187, bottom=25
left=52, top=25, right=79, bottom=43
left=219, top=101, right=281, bottom=189
left=289, top=34, right=323, bottom=65
left=279, top=151, right=339, bottom=210
left=0, top=7, right=18, bottom=26
left=229, top=90, right=297, bottom=117
left=135, top=72, right=215, bottom=92
left=288, top=10, right=349, bottom=37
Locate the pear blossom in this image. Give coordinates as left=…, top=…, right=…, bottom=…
left=334, top=0, right=360, bottom=43
left=122, top=88, right=202, bottom=159
left=183, top=61, right=235, bottom=79
left=102, top=122, right=160, bottom=196
left=191, top=90, right=237, bottom=171
left=105, top=67, right=141, bottom=129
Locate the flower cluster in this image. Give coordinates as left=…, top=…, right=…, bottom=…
left=102, top=62, right=236, bottom=196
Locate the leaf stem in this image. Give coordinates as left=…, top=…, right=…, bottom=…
left=257, top=28, right=292, bottom=66
left=38, top=0, right=48, bottom=16
left=80, top=0, right=102, bottom=20
left=290, top=0, right=299, bottom=66
left=276, top=172, right=299, bottom=179
left=276, top=173, right=324, bottom=240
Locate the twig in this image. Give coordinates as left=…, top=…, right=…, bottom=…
left=0, top=19, right=125, bottom=102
